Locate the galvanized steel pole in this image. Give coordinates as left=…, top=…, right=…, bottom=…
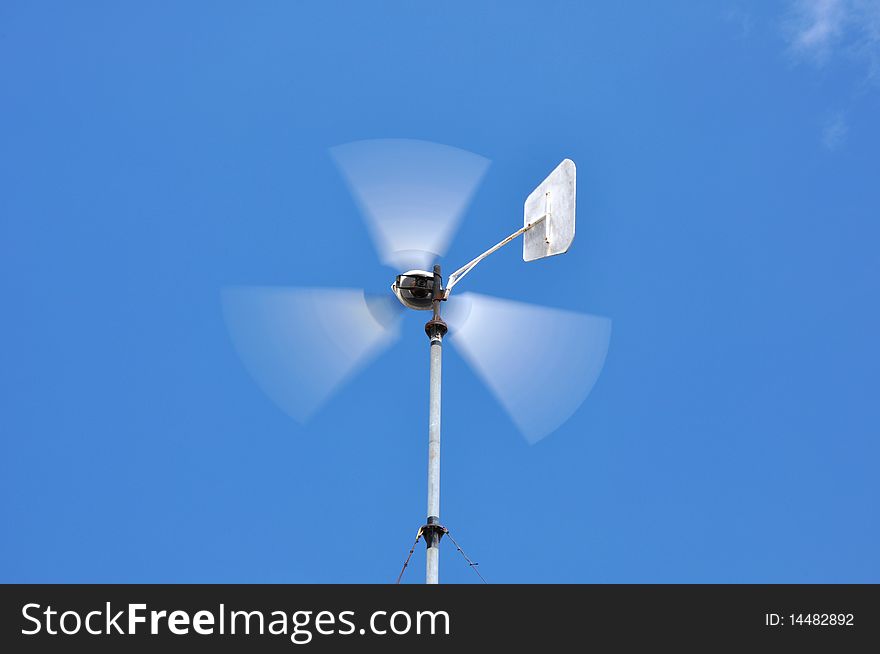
left=424, top=264, right=447, bottom=584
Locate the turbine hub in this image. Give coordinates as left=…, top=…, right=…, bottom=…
left=391, top=269, right=439, bottom=311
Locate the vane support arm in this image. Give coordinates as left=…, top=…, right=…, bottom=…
left=444, top=214, right=548, bottom=296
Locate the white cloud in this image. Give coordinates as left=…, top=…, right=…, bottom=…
left=821, top=113, right=849, bottom=149
left=853, top=0, right=880, bottom=79
left=786, top=0, right=880, bottom=73
left=785, top=1, right=880, bottom=147
left=724, top=6, right=754, bottom=39
left=787, top=0, right=848, bottom=63
left=791, top=0, right=848, bottom=61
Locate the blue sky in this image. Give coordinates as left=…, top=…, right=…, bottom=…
left=2, top=1, right=878, bottom=583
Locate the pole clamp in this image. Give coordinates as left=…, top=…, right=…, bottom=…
left=424, top=317, right=448, bottom=339
left=422, top=516, right=447, bottom=547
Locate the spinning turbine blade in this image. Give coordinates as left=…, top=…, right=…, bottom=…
left=330, top=139, right=490, bottom=271
left=447, top=293, right=611, bottom=444
left=222, top=287, right=403, bottom=422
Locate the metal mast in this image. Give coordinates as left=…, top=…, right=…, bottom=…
left=395, top=159, right=576, bottom=584
left=423, top=264, right=447, bottom=584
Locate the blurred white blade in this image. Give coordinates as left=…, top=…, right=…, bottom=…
left=330, top=139, right=490, bottom=270
left=222, top=287, right=402, bottom=423
left=447, top=293, right=611, bottom=444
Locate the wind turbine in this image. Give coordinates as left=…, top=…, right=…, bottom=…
left=222, top=139, right=611, bottom=584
